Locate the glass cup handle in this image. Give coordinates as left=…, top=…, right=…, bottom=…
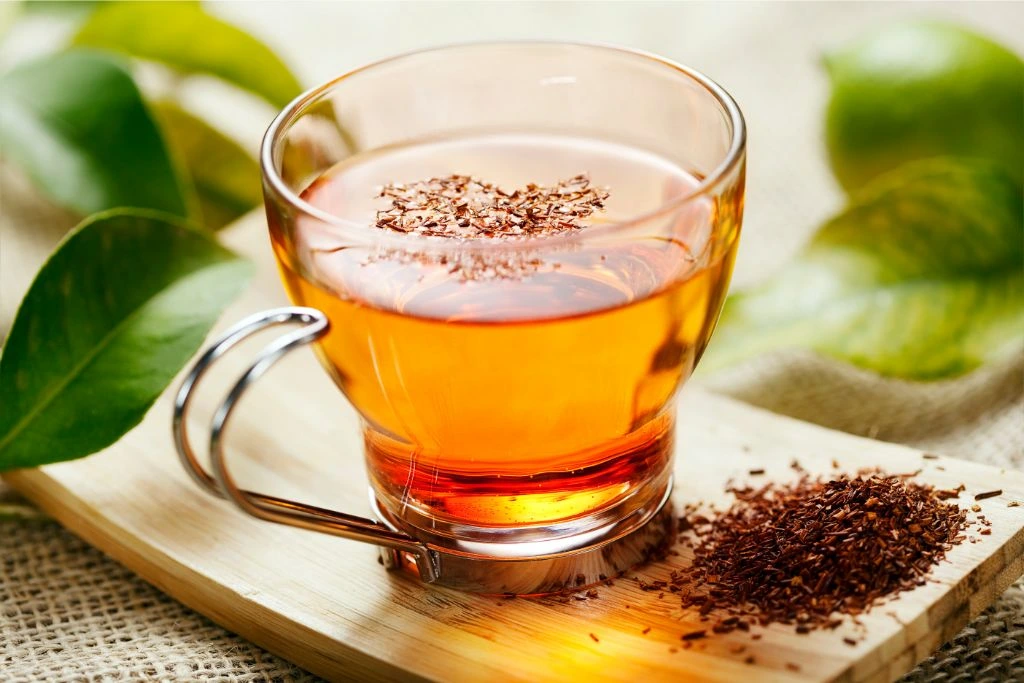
left=171, top=306, right=438, bottom=583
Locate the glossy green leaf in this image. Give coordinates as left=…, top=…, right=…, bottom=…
left=0, top=49, right=191, bottom=217
left=72, top=1, right=302, bottom=107
left=0, top=209, right=252, bottom=471
left=704, top=159, right=1024, bottom=379
left=153, top=101, right=262, bottom=230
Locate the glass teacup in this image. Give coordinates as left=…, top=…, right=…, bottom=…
left=175, top=42, right=745, bottom=594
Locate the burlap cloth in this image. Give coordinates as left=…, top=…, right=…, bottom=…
left=1, top=3, right=1022, bottom=681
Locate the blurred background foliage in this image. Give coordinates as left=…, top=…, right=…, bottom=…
left=1, top=0, right=300, bottom=229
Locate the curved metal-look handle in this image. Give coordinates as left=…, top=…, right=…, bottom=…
left=172, top=306, right=437, bottom=583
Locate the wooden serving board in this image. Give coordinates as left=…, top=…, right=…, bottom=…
left=6, top=214, right=1023, bottom=683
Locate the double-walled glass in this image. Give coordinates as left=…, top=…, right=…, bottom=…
left=262, top=43, right=745, bottom=554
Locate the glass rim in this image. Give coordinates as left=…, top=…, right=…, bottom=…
left=260, top=40, right=747, bottom=249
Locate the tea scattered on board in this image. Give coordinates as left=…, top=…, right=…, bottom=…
left=637, top=472, right=974, bottom=639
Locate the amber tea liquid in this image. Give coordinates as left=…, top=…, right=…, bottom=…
left=270, top=133, right=741, bottom=542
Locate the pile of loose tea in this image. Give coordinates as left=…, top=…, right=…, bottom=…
left=659, top=473, right=970, bottom=634
left=374, top=174, right=608, bottom=238
left=367, top=173, right=609, bottom=281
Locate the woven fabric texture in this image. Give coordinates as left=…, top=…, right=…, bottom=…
left=1, top=2, right=1022, bottom=681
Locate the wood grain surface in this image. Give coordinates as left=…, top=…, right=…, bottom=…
left=6, top=213, right=1023, bottom=683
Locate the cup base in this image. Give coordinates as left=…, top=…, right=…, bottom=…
left=371, top=455, right=674, bottom=546
left=372, top=477, right=675, bottom=595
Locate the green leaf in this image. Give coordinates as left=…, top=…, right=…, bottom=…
left=0, top=209, right=252, bottom=471
left=704, top=159, right=1024, bottom=380
left=72, top=1, right=302, bottom=107
left=0, top=49, right=191, bottom=217
left=152, top=101, right=262, bottom=230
